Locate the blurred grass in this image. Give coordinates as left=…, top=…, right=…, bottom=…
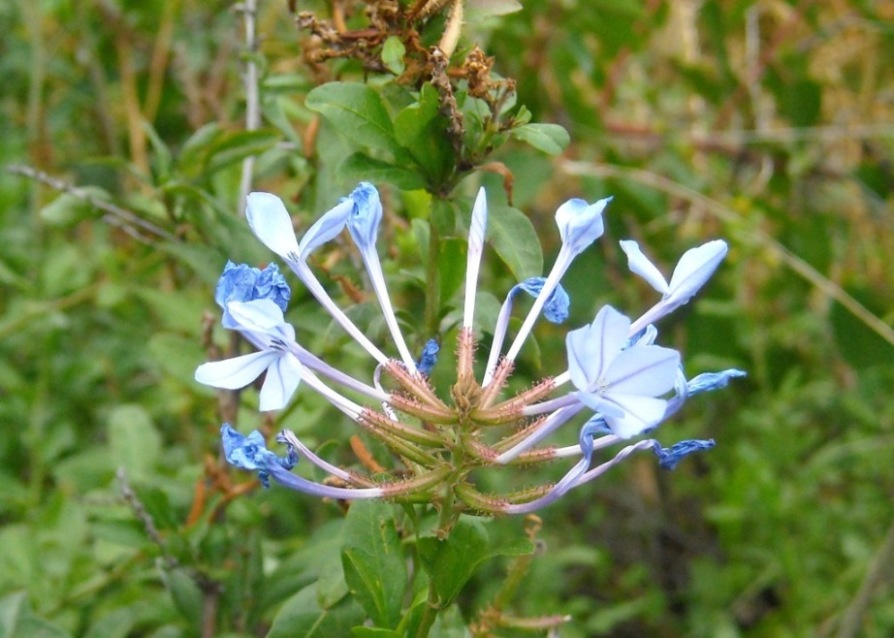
left=2, top=0, right=894, bottom=636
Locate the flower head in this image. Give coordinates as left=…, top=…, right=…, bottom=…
left=566, top=305, right=680, bottom=438
left=195, top=299, right=302, bottom=411
left=198, top=182, right=741, bottom=514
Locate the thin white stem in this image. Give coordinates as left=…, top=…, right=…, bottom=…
left=495, top=404, right=585, bottom=464
left=289, top=257, right=389, bottom=365
left=278, top=430, right=354, bottom=482
left=299, top=367, right=364, bottom=420
left=482, top=290, right=515, bottom=386
left=522, top=392, right=577, bottom=416
left=362, top=250, right=417, bottom=373
left=573, top=439, right=658, bottom=486
left=374, top=363, right=398, bottom=421
left=501, top=246, right=573, bottom=372
left=291, top=343, right=389, bottom=402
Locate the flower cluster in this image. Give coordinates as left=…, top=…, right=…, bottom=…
left=196, top=183, right=744, bottom=513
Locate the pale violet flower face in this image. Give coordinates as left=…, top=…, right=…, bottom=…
left=566, top=305, right=680, bottom=438
left=195, top=299, right=302, bottom=411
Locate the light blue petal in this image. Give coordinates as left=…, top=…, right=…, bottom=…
left=195, top=350, right=279, bottom=389
left=619, top=240, right=669, bottom=294
left=604, top=345, right=680, bottom=396
left=246, top=193, right=301, bottom=260
left=566, top=305, right=629, bottom=391
left=259, top=353, right=303, bottom=411
left=686, top=368, right=747, bottom=395
left=598, top=393, right=668, bottom=438
left=666, top=240, right=728, bottom=304
left=298, top=199, right=353, bottom=258
left=227, top=299, right=288, bottom=335
left=221, top=424, right=276, bottom=471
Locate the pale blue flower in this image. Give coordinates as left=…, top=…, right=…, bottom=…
left=566, top=305, right=680, bottom=438
left=221, top=424, right=297, bottom=487
left=555, top=196, right=611, bottom=258
left=221, top=424, right=383, bottom=498
left=195, top=299, right=302, bottom=411
left=346, top=182, right=382, bottom=250
left=215, top=261, right=290, bottom=329
left=621, top=239, right=728, bottom=332
left=245, top=190, right=388, bottom=365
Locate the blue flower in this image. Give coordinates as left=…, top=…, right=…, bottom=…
left=215, top=261, right=291, bottom=329
left=221, top=424, right=297, bottom=487
left=515, top=277, right=570, bottom=324
left=195, top=299, right=303, bottom=411
left=566, top=305, right=680, bottom=438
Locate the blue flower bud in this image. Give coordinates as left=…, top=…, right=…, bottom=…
left=416, top=339, right=440, bottom=376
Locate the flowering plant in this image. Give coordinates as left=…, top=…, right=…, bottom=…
left=196, top=183, right=743, bottom=515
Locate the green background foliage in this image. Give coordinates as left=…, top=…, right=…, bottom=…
left=2, top=0, right=894, bottom=636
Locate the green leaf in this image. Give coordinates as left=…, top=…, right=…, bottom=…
left=510, top=123, right=570, bottom=155
left=340, top=501, right=406, bottom=629
left=487, top=203, right=543, bottom=281
left=306, top=83, right=398, bottom=153
left=106, top=404, right=161, bottom=479
left=161, top=569, right=203, bottom=629
left=340, top=153, right=427, bottom=191
left=0, top=592, right=73, bottom=638
left=205, top=129, right=280, bottom=174
left=177, top=123, right=222, bottom=177
left=267, top=584, right=365, bottom=638
left=393, top=84, right=455, bottom=184
left=381, top=36, right=405, bottom=75
left=438, top=239, right=467, bottom=306
left=416, top=517, right=490, bottom=606
left=417, top=518, right=535, bottom=609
